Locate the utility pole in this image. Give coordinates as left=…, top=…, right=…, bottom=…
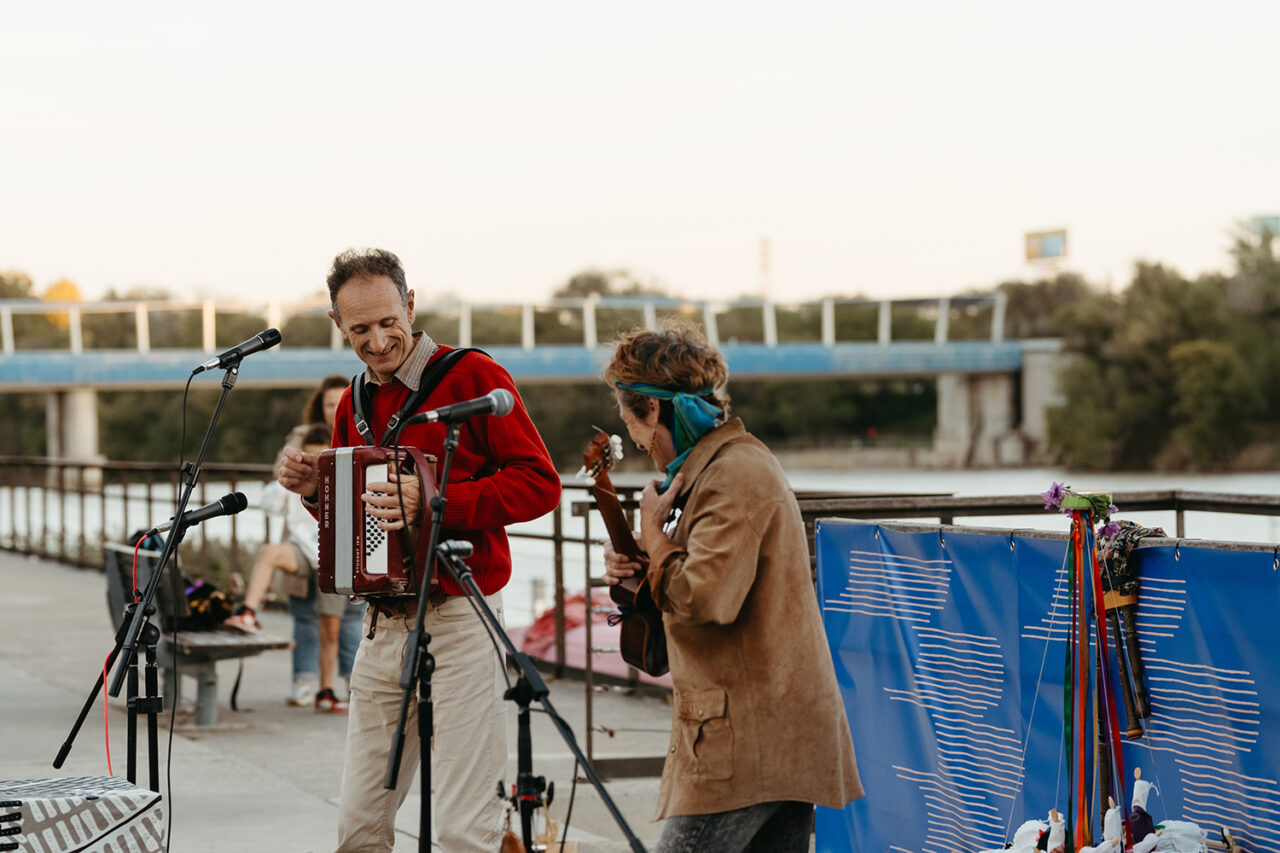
left=759, top=236, right=771, bottom=300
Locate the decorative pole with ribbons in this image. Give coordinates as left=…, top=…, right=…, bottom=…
left=1043, top=484, right=1129, bottom=853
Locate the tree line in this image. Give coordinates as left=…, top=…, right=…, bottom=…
left=1046, top=230, right=1279, bottom=470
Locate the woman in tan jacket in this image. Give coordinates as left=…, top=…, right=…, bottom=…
left=602, top=320, right=863, bottom=853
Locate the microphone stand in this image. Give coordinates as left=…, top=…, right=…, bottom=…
left=54, top=363, right=243, bottom=786
left=435, top=547, right=647, bottom=853
left=384, top=418, right=463, bottom=853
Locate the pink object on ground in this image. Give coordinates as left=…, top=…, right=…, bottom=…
left=511, top=591, right=672, bottom=688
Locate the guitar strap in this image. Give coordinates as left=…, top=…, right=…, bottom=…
left=349, top=347, right=484, bottom=447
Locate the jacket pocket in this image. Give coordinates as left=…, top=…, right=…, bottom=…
left=676, top=687, right=733, bottom=781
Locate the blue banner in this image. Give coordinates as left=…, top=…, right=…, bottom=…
left=815, top=520, right=1280, bottom=853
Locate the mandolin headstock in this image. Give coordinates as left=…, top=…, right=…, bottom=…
left=578, top=430, right=625, bottom=486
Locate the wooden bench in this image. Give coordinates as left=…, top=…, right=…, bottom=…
left=104, top=542, right=291, bottom=726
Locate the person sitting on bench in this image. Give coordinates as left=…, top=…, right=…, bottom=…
left=224, top=422, right=353, bottom=713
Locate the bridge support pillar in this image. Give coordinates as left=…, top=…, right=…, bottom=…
left=1018, top=341, right=1067, bottom=463
left=934, top=373, right=1024, bottom=467
left=45, top=387, right=105, bottom=489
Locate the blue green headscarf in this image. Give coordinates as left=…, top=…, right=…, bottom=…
left=616, top=382, right=723, bottom=493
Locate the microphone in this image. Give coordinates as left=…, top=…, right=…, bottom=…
left=406, top=389, right=515, bottom=425
left=437, top=540, right=474, bottom=558
left=193, top=328, right=282, bottom=374
left=149, top=492, right=249, bottom=534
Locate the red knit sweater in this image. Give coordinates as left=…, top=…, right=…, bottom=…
left=326, top=345, right=561, bottom=597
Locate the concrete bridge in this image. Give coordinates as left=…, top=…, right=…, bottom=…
left=0, top=293, right=1063, bottom=468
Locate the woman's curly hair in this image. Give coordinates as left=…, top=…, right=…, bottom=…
left=604, top=318, right=731, bottom=419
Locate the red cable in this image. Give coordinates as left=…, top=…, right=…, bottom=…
left=132, top=537, right=145, bottom=602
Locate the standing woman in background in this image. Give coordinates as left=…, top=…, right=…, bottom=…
left=296, top=375, right=367, bottom=703
left=602, top=320, right=863, bottom=852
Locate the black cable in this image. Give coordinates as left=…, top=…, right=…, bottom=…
left=463, top=584, right=515, bottom=694
left=407, top=443, right=602, bottom=848
left=390, top=443, right=408, bottom=529
left=161, top=373, right=197, bottom=851
left=442, top=550, right=597, bottom=848
left=560, top=758, right=580, bottom=852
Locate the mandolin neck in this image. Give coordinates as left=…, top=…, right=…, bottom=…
left=592, top=472, right=644, bottom=562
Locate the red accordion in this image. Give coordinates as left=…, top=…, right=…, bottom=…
left=317, top=446, right=437, bottom=597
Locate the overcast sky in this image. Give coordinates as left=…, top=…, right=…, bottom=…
left=3, top=1, right=1276, bottom=307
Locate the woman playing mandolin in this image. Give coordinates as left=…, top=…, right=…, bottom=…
left=601, top=320, right=863, bottom=853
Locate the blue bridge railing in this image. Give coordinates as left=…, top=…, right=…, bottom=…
left=0, top=293, right=1023, bottom=387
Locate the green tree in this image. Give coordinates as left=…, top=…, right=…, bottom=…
left=0, top=270, right=64, bottom=348
left=554, top=269, right=658, bottom=299
left=545, top=268, right=671, bottom=343
left=466, top=306, right=524, bottom=346
left=98, top=387, right=312, bottom=464
left=831, top=302, right=879, bottom=341
left=282, top=312, right=334, bottom=347
left=517, top=376, right=938, bottom=471
left=1047, top=256, right=1271, bottom=470
left=0, top=270, right=35, bottom=298
left=80, top=287, right=160, bottom=349
left=1224, top=227, right=1280, bottom=426
left=1167, top=339, right=1260, bottom=467
left=774, top=303, right=823, bottom=343
left=732, top=378, right=935, bottom=448
left=1005, top=273, right=1093, bottom=338
left=0, top=394, right=49, bottom=457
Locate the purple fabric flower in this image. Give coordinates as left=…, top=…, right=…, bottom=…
left=1041, top=482, right=1066, bottom=510
left=1101, top=522, right=1121, bottom=538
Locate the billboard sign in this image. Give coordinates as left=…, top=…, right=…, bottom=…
left=1025, top=229, right=1067, bottom=261
left=1252, top=215, right=1280, bottom=239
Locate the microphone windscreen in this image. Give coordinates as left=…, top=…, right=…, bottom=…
left=491, top=388, right=515, bottom=417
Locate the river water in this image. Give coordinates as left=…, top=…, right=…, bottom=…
left=3, top=467, right=1277, bottom=626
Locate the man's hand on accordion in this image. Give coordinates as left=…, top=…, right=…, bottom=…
left=278, top=445, right=320, bottom=498
left=362, top=461, right=422, bottom=531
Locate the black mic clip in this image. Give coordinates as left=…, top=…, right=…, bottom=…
left=436, top=540, right=474, bottom=559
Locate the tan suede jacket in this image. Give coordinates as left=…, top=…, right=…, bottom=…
left=646, top=418, right=864, bottom=819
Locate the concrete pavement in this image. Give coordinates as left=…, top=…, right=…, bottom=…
left=0, top=550, right=672, bottom=852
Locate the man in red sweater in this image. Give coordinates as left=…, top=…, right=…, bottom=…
left=278, top=248, right=561, bottom=852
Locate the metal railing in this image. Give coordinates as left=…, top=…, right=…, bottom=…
left=0, top=291, right=1007, bottom=354
left=793, top=489, right=1280, bottom=543
left=0, top=454, right=642, bottom=681
left=0, top=455, right=274, bottom=570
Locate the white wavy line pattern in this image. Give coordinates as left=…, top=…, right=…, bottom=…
left=891, top=624, right=1024, bottom=853
left=822, top=547, right=953, bottom=623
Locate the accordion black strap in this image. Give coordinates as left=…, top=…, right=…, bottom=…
left=350, top=347, right=485, bottom=447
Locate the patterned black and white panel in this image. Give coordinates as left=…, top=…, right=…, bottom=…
left=0, top=777, right=164, bottom=853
